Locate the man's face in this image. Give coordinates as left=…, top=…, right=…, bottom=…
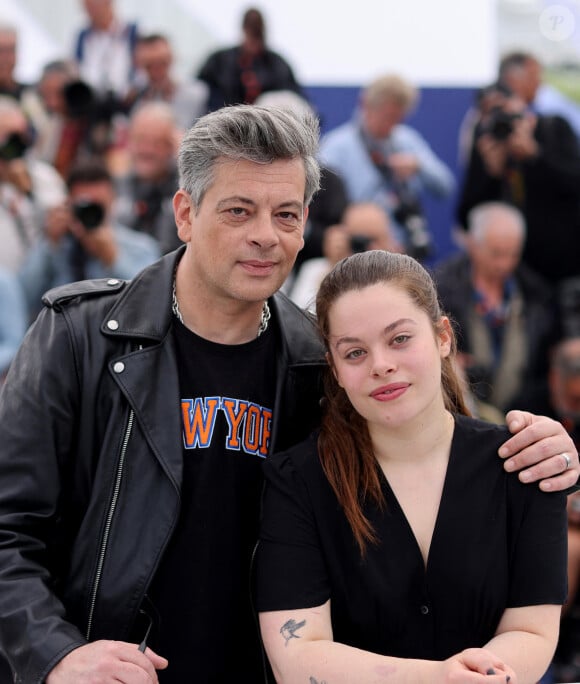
left=470, top=219, right=523, bottom=284
left=0, top=32, right=16, bottom=84
left=343, top=204, right=393, bottom=252
left=174, top=157, right=307, bottom=306
left=504, top=60, right=542, bottom=106
left=0, top=109, right=27, bottom=144
left=0, top=109, right=29, bottom=175
left=363, top=98, right=405, bottom=139
left=69, top=180, right=114, bottom=227
left=83, top=0, right=114, bottom=30
left=137, top=40, right=172, bottom=86
left=129, top=114, right=174, bottom=181
left=39, top=72, right=69, bottom=115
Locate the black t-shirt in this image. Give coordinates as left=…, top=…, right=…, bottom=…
left=256, top=415, right=568, bottom=660
left=148, top=318, right=277, bottom=683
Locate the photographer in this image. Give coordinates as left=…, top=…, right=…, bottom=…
left=112, top=102, right=182, bottom=254
left=319, top=73, right=455, bottom=260
left=18, top=158, right=159, bottom=319
left=457, top=85, right=580, bottom=288
left=289, top=201, right=401, bottom=312
left=0, top=96, right=66, bottom=273
left=35, top=60, right=124, bottom=178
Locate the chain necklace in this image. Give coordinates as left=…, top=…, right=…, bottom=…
left=171, top=278, right=271, bottom=338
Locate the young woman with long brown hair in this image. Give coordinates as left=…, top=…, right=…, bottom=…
left=256, top=250, right=567, bottom=684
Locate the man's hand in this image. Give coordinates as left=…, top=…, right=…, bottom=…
left=46, top=640, right=168, bottom=683
left=5, top=158, right=32, bottom=195
left=477, top=134, right=508, bottom=177
left=499, top=410, right=579, bottom=491
left=507, top=114, right=539, bottom=161
left=45, top=205, right=73, bottom=244
left=71, top=223, right=118, bottom=267
left=386, top=152, right=420, bottom=181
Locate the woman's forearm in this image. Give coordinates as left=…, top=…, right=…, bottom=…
left=261, top=608, right=512, bottom=684
left=268, top=638, right=436, bottom=684
left=484, top=605, right=561, bottom=684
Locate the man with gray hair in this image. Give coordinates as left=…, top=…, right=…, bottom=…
left=112, top=101, right=183, bottom=254
left=0, top=106, right=575, bottom=684
left=0, top=103, right=324, bottom=684
left=319, top=73, right=455, bottom=258
left=434, top=201, right=556, bottom=413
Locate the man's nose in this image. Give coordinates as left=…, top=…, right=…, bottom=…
left=249, top=214, right=279, bottom=248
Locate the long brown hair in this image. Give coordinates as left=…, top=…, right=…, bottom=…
left=315, top=250, right=470, bottom=555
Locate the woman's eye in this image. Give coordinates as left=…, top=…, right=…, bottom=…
left=346, top=349, right=365, bottom=360
left=392, top=334, right=410, bottom=345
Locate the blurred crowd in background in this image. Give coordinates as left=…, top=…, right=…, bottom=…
left=1, top=1, right=580, bottom=680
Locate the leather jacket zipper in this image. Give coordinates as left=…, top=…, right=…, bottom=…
left=86, top=405, right=136, bottom=640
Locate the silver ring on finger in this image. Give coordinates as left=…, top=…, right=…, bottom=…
left=562, top=452, right=572, bottom=470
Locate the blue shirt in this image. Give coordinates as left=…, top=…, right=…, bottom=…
left=319, top=114, right=455, bottom=219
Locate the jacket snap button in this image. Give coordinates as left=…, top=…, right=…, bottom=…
left=113, top=362, right=125, bottom=373
left=107, top=319, right=119, bottom=330
left=420, top=604, right=429, bottom=615
left=107, top=279, right=120, bottom=286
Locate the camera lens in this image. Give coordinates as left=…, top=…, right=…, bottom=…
left=72, top=200, right=105, bottom=230
left=0, top=132, right=28, bottom=161
left=349, top=235, right=372, bottom=253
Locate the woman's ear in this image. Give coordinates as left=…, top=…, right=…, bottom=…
left=438, top=316, right=453, bottom=359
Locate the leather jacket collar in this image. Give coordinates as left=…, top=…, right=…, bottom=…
left=101, top=246, right=325, bottom=367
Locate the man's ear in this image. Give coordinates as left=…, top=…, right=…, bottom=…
left=173, top=189, right=195, bottom=242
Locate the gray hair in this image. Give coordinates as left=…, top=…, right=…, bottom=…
left=177, top=104, right=321, bottom=208
left=467, top=201, right=526, bottom=243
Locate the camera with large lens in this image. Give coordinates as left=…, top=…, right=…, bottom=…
left=349, top=234, right=373, bottom=254
left=0, top=132, right=29, bottom=161
left=393, top=197, right=432, bottom=261
left=61, top=79, right=122, bottom=154
left=72, top=200, right=105, bottom=231
left=483, top=105, right=523, bottom=141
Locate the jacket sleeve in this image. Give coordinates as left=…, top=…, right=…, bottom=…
left=0, top=305, right=87, bottom=683
left=455, top=140, right=503, bottom=230
left=526, top=115, right=580, bottom=194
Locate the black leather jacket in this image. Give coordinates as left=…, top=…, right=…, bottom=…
left=0, top=248, right=326, bottom=683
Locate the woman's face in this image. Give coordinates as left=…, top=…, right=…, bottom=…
left=327, top=282, right=451, bottom=433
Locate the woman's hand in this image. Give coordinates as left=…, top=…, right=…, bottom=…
left=439, top=648, right=515, bottom=682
